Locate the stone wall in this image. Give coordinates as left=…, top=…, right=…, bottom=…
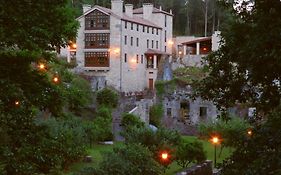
left=176, top=160, right=213, bottom=175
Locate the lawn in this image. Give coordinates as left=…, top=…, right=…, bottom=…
left=66, top=136, right=233, bottom=175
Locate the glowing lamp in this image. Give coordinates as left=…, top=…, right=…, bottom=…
left=247, top=129, right=253, bottom=136
left=168, top=40, right=174, bottom=45
left=15, top=100, right=20, bottom=106
left=130, top=58, right=137, bottom=64
left=179, top=51, right=182, bottom=55
left=72, top=43, right=77, bottom=49
left=203, top=47, right=207, bottom=51
left=38, top=63, right=46, bottom=70
left=53, top=76, right=59, bottom=83
left=161, top=153, right=168, bottom=160
left=114, top=48, right=120, bottom=54
left=211, top=136, right=219, bottom=144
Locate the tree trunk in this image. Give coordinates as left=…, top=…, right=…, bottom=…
left=204, top=0, right=208, bottom=37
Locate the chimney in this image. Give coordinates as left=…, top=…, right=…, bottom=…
left=143, top=3, right=153, bottom=20
left=82, top=4, right=91, bottom=13
left=125, top=4, right=133, bottom=17
left=111, top=0, right=123, bottom=16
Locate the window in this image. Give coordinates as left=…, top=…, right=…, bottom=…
left=165, top=46, right=167, bottom=52
left=125, top=21, right=127, bottom=29
left=147, top=39, right=149, bottom=48
left=165, top=15, right=167, bottom=27
left=85, top=52, right=109, bottom=67
left=131, top=37, right=133, bottom=46
left=156, top=41, right=159, bottom=49
left=143, top=26, right=145, bottom=32
left=137, top=24, right=139, bottom=31
left=136, top=38, right=139, bottom=47
left=131, top=22, right=133, bottom=30
left=85, top=10, right=109, bottom=30
left=147, top=26, right=149, bottom=33
left=199, top=107, right=207, bottom=117
left=156, top=29, right=159, bottom=35
left=152, top=40, right=154, bottom=48
left=152, top=28, right=154, bottom=34
left=85, top=33, right=109, bottom=48
left=124, top=35, right=127, bottom=45
left=124, top=53, right=127, bottom=63
left=165, top=30, right=167, bottom=42
left=141, top=55, right=143, bottom=64
left=167, top=108, right=172, bottom=116
left=136, top=54, right=139, bottom=63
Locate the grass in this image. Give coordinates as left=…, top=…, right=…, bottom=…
left=66, top=136, right=233, bottom=175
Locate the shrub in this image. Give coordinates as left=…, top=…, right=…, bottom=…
left=93, top=106, right=113, bottom=142
left=175, top=140, right=207, bottom=168
left=96, top=88, right=118, bottom=108
left=149, top=104, right=164, bottom=127
left=120, top=113, right=145, bottom=131
left=198, top=117, right=250, bottom=147
left=99, top=144, right=163, bottom=175
left=123, top=126, right=181, bottom=156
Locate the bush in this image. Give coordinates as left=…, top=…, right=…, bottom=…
left=175, top=140, right=206, bottom=168
left=198, top=117, right=250, bottom=147
left=96, top=88, right=118, bottom=108
left=94, top=106, right=113, bottom=142
left=121, top=113, right=145, bottom=131
left=99, top=144, right=163, bottom=175
left=149, top=104, right=164, bottom=127
left=123, top=126, right=181, bottom=156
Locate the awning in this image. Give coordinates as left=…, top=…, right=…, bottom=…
left=182, top=37, right=211, bottom=45
left=145, top=49, right=170, bottom=55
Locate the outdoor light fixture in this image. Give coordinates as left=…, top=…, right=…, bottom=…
left=72, top=43, right=77, bottom=49
left=38, top=63, right=46, bottom=70
left=52, top=74, right=60, bottom=84
left=203, top=47, right=207, bottom=51
left=161, top=152, right=168, bottom=160
left=114, top=48, right=120, bottom=54
left=168, top=40, right=174, bottom=45
left=247, top=129, right=253, bottom=136
left=211, top=136, right=220, bottom=168
left=179, top=51, right=182, bottom=55
left=15, top=100, right=20, bottom=106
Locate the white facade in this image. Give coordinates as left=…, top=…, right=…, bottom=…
left=62, top=0, right=173, bottom=93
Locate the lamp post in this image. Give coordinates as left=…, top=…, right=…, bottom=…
left=211, top=136, right=219, bottom=168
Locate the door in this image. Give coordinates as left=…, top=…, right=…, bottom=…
left=149, top=79, right=154, bottom=90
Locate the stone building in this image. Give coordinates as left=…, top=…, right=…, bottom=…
left=172, top=31, right=221, bottom=67
left=61, top=0, right=173, bottom=93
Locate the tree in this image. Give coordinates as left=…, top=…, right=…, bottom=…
left=0, top=0, right=79, bottom=174
left=221, top=106, right=281, bottom=175
left=96, top=88, right=118, bottom=108
left=193, top=0, right=281, bottom=174
left=0, top=0, right=77, bottom=51
left=195, top=0, right=281, bottom=113
left=175, top=140, right=206, bottom=168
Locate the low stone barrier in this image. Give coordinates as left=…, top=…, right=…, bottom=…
left=176, top=160, right=213, bottom=175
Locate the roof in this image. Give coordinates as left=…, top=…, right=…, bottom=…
left=133, top=7, right=173, bottom=16
left=145, top=49, right=170, bottom=55
left=77, top=5, right=161, bottom=29
left=182, top=37, right=212, bottom=45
